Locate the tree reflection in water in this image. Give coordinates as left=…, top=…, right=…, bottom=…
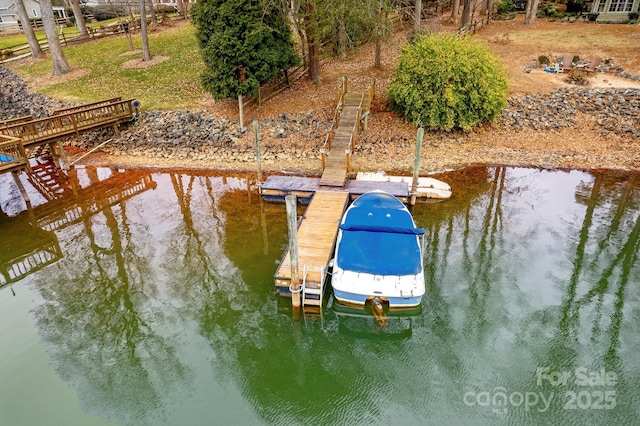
left=1, top=165, right=638, bottom=425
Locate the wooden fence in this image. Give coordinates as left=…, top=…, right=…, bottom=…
left=241, top=54, right=310, bottom=116
left=1, top=17, right=147, bottom=63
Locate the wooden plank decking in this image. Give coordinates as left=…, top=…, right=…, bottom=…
left=261, top=175, right=410, bottom=202
left=0, top=134, right=28, bottom=174
left=318, top=82, right=373, bottom=188
left=271, top=78, right=378, bottom=307
left=274, top=191, right=350, bottom=299
left=0, top=98, right=138, bottom=149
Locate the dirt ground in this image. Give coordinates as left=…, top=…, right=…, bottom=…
left=88, top=16, right=640, bottom=174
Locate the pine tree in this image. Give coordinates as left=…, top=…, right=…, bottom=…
left=191, top=0, right=300, bottom=100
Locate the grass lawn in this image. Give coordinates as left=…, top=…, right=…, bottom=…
left=8, top=21, right=208, bottom=110
left=5, top=16, right=640, bottom=113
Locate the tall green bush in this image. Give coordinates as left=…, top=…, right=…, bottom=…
left=191, top=0, right=299, bottom=100
left=388, top=33, right=508, bottom=132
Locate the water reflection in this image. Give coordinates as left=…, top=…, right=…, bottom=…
left=0, top=165, right=638, bottom=425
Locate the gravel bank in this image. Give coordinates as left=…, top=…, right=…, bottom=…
left=2, top=65, right=639, bottom=173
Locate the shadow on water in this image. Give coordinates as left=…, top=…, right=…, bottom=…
left=1, top=164, right=639, bottom=425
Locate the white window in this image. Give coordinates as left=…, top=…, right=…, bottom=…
left=607, top=0, right=634, bottom=11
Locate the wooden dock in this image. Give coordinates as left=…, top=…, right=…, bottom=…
left=319, top=80, right=374, bottom=187
left=0, top=134, right=28, bottom=174
left=269, top=78, right=380, bottom=308
left=261, top=175, right=410, bottom=203
left=1, top=98, right=138, bottom=149
left=0, top=97, right=138, bottom=177
left=274, top=191, right=350, bottom=306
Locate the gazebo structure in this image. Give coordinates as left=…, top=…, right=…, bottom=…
left=591, top=0, right=640, bottom=22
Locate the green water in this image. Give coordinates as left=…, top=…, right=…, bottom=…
left=0, top=165, right=638, bottom=426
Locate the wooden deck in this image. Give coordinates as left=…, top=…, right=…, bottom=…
left=0, top=98, right=138, bottom=177
left=0, top=134, right=28, bottom=174
left=1, top=98, right=138, bottom=149
left=261, top=175, right=411, bottom=202
left=274, top=191, right=350, bottom=305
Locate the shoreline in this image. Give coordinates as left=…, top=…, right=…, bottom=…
left=66, top=87, right=640, bottom=175
left=3, top=66, right=639, bottom=175
left=73, top=115, right=640, bottom=175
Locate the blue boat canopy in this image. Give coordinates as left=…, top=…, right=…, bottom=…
left=336, top=192, right=423, bottom=276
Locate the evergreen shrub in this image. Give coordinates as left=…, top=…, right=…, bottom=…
left=388, top=33, right=508, bottom=132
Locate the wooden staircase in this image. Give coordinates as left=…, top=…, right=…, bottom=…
left=319, top=78, right=375, bottom=188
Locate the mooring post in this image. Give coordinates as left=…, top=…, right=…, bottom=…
left=238, top=94, right=245, bottom=128
left=253, top=120, right=262, bottom=184
left=57, top=140, right=69, bottom=171
left=285, top=195, right=301, bottom=309
left=12, top=170, right=31, bottom=209
left=411, top=126, right=424, bottom=206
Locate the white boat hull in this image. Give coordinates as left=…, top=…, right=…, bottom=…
left=332, top=269, right=425, bottom=308
left=356, top=172, right=452, bottom=199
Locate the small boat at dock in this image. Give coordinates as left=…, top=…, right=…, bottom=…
left=331, top=190, right=426, bottom=309
left=356, top=172, right=452, bottom=200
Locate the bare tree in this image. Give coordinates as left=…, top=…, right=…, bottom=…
left=147, top=0, right=157, bottom=25
left=414, top=0, right=422, bottom=32
left=15, top=0, right=45, bottom=59
left=68, top=0, right=88, bottom=36
left=40, top=0, right=71, bottom=75
left=524, top=0, right=540, bottom=24
left=460, top=0, right=473, bottom=29
left=303, top=2, right=321, bottom=83
left=373, top=0, right=391, bottom=69
left=140, top=0, right=151, bottom=61
left=451, top=0, right=461, bottom=25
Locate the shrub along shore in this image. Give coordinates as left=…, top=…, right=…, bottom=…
left=2, top=66, right=639, bottom=174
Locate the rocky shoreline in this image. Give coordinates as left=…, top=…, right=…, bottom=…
left=2, top=66, right=639, bottom=173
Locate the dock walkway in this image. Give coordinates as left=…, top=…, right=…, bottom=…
left=267, top=78, right=377, bottom=308
left=319, top=79, right=374, bottom=187
left=274, top=191, right=350, bottom=306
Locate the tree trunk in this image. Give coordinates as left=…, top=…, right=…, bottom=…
left=460, top=0, right=473, bottom=29
left=486, top=0, right=494, bottom=19
left=374, top=1, right=384, bottom=69
left=147, top=0, right=157, bottom=25
left=40, top=0, right=70, bottom=75
left=303, top=2, right=320, bottom=83
left=524, top=0, right=540, bottom=24
left=451, top=0, right=460, bottom=25
left=337, top=16, right=347, bottom=59
left=374, top=39, right=382, bottom=69
left=414, top=0, right=422, bottom=32
left=140, top=0, right=151, bottom=61
left=15, top=0, right=45, bottom=59
left=69, top=0, right=88, bottom=36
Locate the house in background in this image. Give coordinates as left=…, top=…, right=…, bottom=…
left=591, top=0, right=640, bottom=22
left=0, top=0, right=69, bottom=31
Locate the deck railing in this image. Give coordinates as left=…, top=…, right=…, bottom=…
left=1, top=99, right=137, bottom=147
left=0, top=134, right=28, bottom=173
left=52, top=97, right=123, bottom=115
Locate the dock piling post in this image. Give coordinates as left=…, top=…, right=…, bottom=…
left=411, top=126, right=424, bottom=206
left=57, top=140, right=69, bottom=171
left=253, top=120, right=262, bottom=184
left=286, top=195, right=301, bottom=309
